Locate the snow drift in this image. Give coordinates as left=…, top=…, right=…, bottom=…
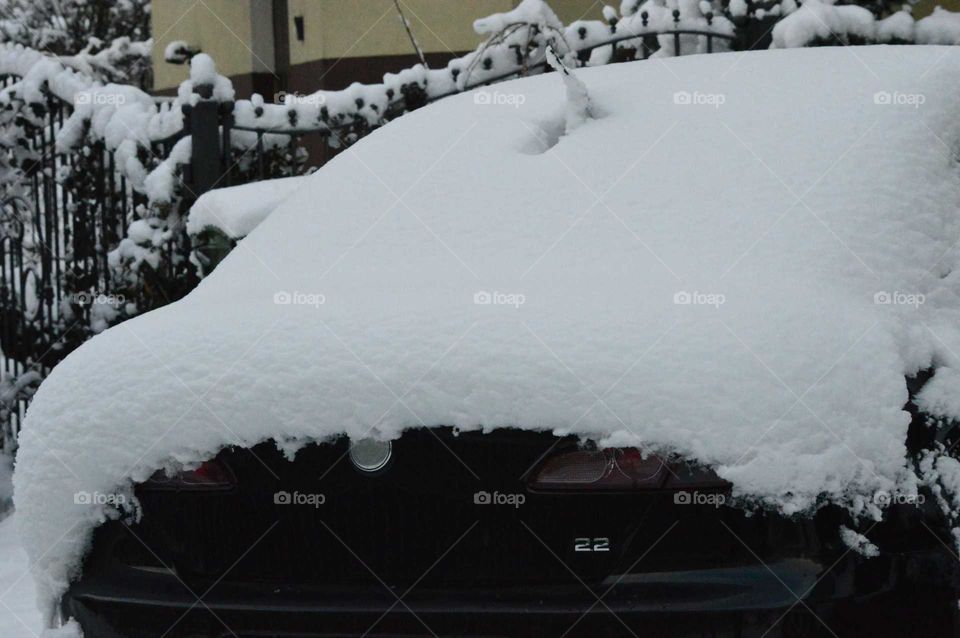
left=186, top=176, right=312, bottom=239
left=15, top=46, right=960, bottom=624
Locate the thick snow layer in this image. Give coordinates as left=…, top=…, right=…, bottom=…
left=0, top=514, right=43, bottom=638
left=187, top=176, right=311, bottom=239
left=916, top=367, right=960, bottom=419
left=15, top=46, right=960, bottom=624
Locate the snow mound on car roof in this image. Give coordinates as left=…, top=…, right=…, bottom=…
left=15, top=46, right=960, bottom=622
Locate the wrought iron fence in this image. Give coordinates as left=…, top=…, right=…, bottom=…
left=0, top=81, right=186, bottom=448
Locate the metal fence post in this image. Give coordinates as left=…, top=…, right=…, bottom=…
left=183, top=82, right=236, bottom=198
left=184, top=94, right=222, bottom=197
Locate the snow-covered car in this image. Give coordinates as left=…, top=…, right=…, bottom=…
left=14, top=46, right=960, bottom=637
left=66, top=427, right=960, bottom=638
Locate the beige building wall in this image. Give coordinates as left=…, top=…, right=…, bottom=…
left=152, top=0, right=269, bottom=91
left=152, top=0, right=606, bottom=92
left=549, top=0, right=605, bottom=24
left=286, top=0, right=510, bottom=65
left=285, top=0, right=603, bottom=65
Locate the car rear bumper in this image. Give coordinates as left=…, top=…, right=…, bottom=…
left=63, top=552, right=959, bottom=638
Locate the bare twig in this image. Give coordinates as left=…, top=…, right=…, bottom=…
left=392, top=0, right=428, bottom=69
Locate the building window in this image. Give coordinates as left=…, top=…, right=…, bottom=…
left=294, top=16, right=305, bottom=42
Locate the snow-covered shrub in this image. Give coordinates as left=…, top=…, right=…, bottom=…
left=0, top=0, right=151, bottom=87
left=0, top=46, right=190, bottom=392
left=915, top=6, right=960, bottom=44
left=770, top=0, right=960, bottom=48
left=771, top=0, right=878, bottom=46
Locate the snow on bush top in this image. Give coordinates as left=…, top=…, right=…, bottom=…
left=474, top=0, right=563, bottom=34
left=916, top=6, right=960, bottom=45
left=14, top=46, right=960, bottom=624
left=0, top=42, right=183, bottom=187
left=772, top=0, right=960, bottom=48
left=771, top=0, right=876, bottom=47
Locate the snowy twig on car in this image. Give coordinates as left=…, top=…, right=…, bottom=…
left=545, top=45, right=592, bottom=133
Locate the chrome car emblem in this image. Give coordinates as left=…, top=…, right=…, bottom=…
left=349, top=438, right=392, bottom=473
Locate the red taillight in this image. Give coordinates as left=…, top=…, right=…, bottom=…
left=142, top=460, right=235, bottom=491
left=528, top=447, right=730, bottom=492
left=529, top=448, right=666, bottom=490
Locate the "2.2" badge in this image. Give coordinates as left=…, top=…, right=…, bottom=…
left=574, top=537, right=610, bottom=552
